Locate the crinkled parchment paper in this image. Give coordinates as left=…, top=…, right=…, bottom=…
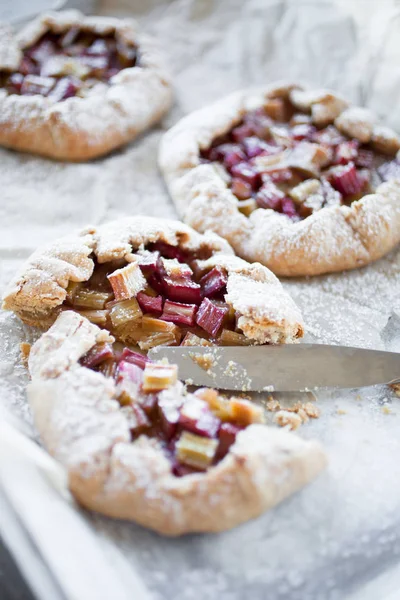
left=1, top=0, right=400, bottom=598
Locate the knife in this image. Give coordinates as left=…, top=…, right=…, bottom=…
left=148, top=344, right=400, bottom=392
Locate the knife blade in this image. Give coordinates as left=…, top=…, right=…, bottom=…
left=148, top=344, right=400, bottom=392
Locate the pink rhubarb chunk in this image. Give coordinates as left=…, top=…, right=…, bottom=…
left=196, top=298, right=228, bottom=337
left=161, top=300, right=197, bottom=327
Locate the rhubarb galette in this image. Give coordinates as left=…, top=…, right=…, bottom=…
left=0, top=10, right=172, bottom=160
left=27, top=310, right=326, bottom=534
left=2, top=216, right=304, bottom=345
left=159, top=82, right=400, bottom=276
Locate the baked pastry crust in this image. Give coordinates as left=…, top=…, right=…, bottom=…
left=159, top=82, right=400, bottom=276
left=0, top=10, right=172, bottom=161
left=27, top=310, right=326, bottom=535
left=2, top=216, right=304, bottom=343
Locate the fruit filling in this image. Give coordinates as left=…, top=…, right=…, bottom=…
left=0, top=28, right=138, bottom=102
left=65, top=242, right=249, bottom=349
left=200, top=97, right=398, bottom=220
left=80, top=343, right=264, bottom=476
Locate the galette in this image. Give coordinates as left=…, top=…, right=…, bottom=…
left=159, top=82, right=400, bottom=276
left=27, top=309, right=326, bottom=535
left=2, top=216, right=304, bottom=345
left=0, top=10, right=172, bottom=160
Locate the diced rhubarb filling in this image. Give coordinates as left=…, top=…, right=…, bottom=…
left=200, top=97, right=395, bottom=220
left=0, top=28, right=138, bottom=101
left=80, top=344, right=264, bottom=476
left=65, top=243, right=247, bottom=350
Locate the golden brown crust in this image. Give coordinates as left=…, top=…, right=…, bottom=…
left=0, top=10, right=172, bottom=161
left=27, top=311, right=326, bottom=535
left=159, top=82, right=400, bottom=276
left=2, top=215, right=304, bottom=343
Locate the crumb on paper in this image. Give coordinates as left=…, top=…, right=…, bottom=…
left=185, top=378, right=194, bottom=386
left=390, top=383, right=400, bottom=397
left=20, top=342, right=31, bottom=367
left=337, top=408, right=347, bottom=415
left=266, top=399, right=281, bottom=412
left=274, top=410, right=302, bottom=431
left=382, top=406, right=392, bottom=414
left=263, top=384, right=275, bottom=392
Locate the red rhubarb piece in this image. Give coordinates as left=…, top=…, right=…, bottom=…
left=80, top=342, right=114, bottom=369
left=137, top=292, right=163, bottom=316
left=327, top=162, right=364, bottom=196
left=20, top=75, right=55, bottom=96
left=199, top=266, right=228, bottom=299
left=231, top=124, right=254, bottom=143
left=179, top=398, right=221, bottom=438
left=117, top=360, right=144, bottom=385
left=162, top=277, right=202, bottom=304
left=255, top=181, right=285, bottom=210
left=161, top=300, right=197, bottom=327
left=230, top=162, right=260, bottom=189
left=48, top=77, right=80, bottom=101
left=280, top=197, right=299, bottom=218
left=311, top=125, right=346, bottom=146
left=158, top=402, right=180, bottom=440
left=6, top=73, right=24, bottom=94
left=355, top=149, right=374, bottom=169
left=291, top=124, right=317, bottom=141
left=151, top=242, right=187, bottom=263
left=243, top=137, right=277, bottom=159
left=261, top=168, right=293, bottom=185
left=120, top=347, right=151, bottom=370
left=230, top=178, right=253, bottom=200
left=217, top=422, right=243, bottom=459
left=196, top=298, right=228, bottom=337
left=334, top=140, right=359, bottom=165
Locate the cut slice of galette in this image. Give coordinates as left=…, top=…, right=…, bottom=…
left=159, top=82, right=400, bottom=276
left=2, top=216, right=304, bottom=346
left=0, top=10, right=172, bottom=160
left=27, top=310, right=326, bottom=535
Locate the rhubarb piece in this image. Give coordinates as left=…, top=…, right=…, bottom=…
left=287, top=141, right=332, bottom=177
left=137, top=291, right=163, bottom=315
left=230, top=162, right=260, bottom=189
left=237, top=198, right=257, bottom=216
left=80, top=342, right=114, bottom=368
left=244, top=108, right=273, bottom=138
left=280, top=197, right=299, bottom=218
left=262, top=167, right=294, bottom=184
left=28, top=39, right=57, bottom=63
left=291, top=124, right=316, bottom=140
left=334, top=140, right=359, bottom=165
left=355, top=148, right=374, bottom=169
left=162, top=276, right=202, bottom=304
left=255, top=181, right=285, bottom=210
left=289, top=179, right=321, bottom=204
left=243, top=137, right=277, bottom=159
left=120, top=347, right=150, bottom=370
left=377, top=159, right=400, bottom=182
left=217, top=422, right=243, bottom=459
left=179, top=397, right=220, bottom=438
left=158, top=402, right=180, bottom=440
left=161, top=299, right=197, bottom=326
left=60, top=27, right=80, bottom=48
left=65, top=281, right=82, bottom=304
left=326, top=162, right=364, bottom=196
left=196, top=298, right=228, bottom=337
left=121, top=404, right=150, bottom=433
left=48, top=77, right=80, bottom=102
left=97, top=358, right=117, bottom=379
left=175, top=431, right=218, bottom=470
left=151, top=242, right=187, bottom=263
left=195, top=388, right=233, bottom=421
left=311, top=125, right=346, bottom=146
left=72, top=289, right=112, bottom=309
left=263, top=97, right=287, bottom=121
left=142, top=363, right=178, bottom=393
left=290, top=113, right=313, bottom=126
left=19, top=56, right=38, bottom=76
left=109, top=297, right=142, bottom=328
left=161, top=258, right=192, bottom=279
left=199, top=267, right=228, bottom=299
left=20, top=74, right=55, bottom=96
left=74, top=309, right=108, bottom=326
left=107, top=262, right=146, bottom=301
left=218, top=329, right=253, bottom=346
left=231, top=124, right=254, bottom=143
left=117, top=360, right=144, bottom=385
left=231, top=178, right=253, bottom=200
left=6, top=73, right=24, bottom=94
left=116, top=316, right=181, bottom=349
left=181, top=332, right=214, bottom=347
left=134, top=250, right=160, bottom=275
left=230, top=398, right=265, bottom=425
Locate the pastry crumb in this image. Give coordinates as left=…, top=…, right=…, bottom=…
left=390, top=383, right=400, bottom=398
left=274, top=410, right=302, bottom=431
left=382, top=406, right=392, bottom=415
left=303, top=402, right=320, bottom=419
left=20, top=342, right=31, bottom=367
left=336, top=408, right=347, bottom=415
left=189, top=352, right=214, bottom=372
left=266, top=399, right=281, bottom=412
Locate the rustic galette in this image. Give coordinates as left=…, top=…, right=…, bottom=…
left=0, top=10, right=172, bottom=160
left=159, top=82, right=400, bottom=276
left=27, top=310, right=326, bottom=534
left=2, top=216, right=304, bottom=345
